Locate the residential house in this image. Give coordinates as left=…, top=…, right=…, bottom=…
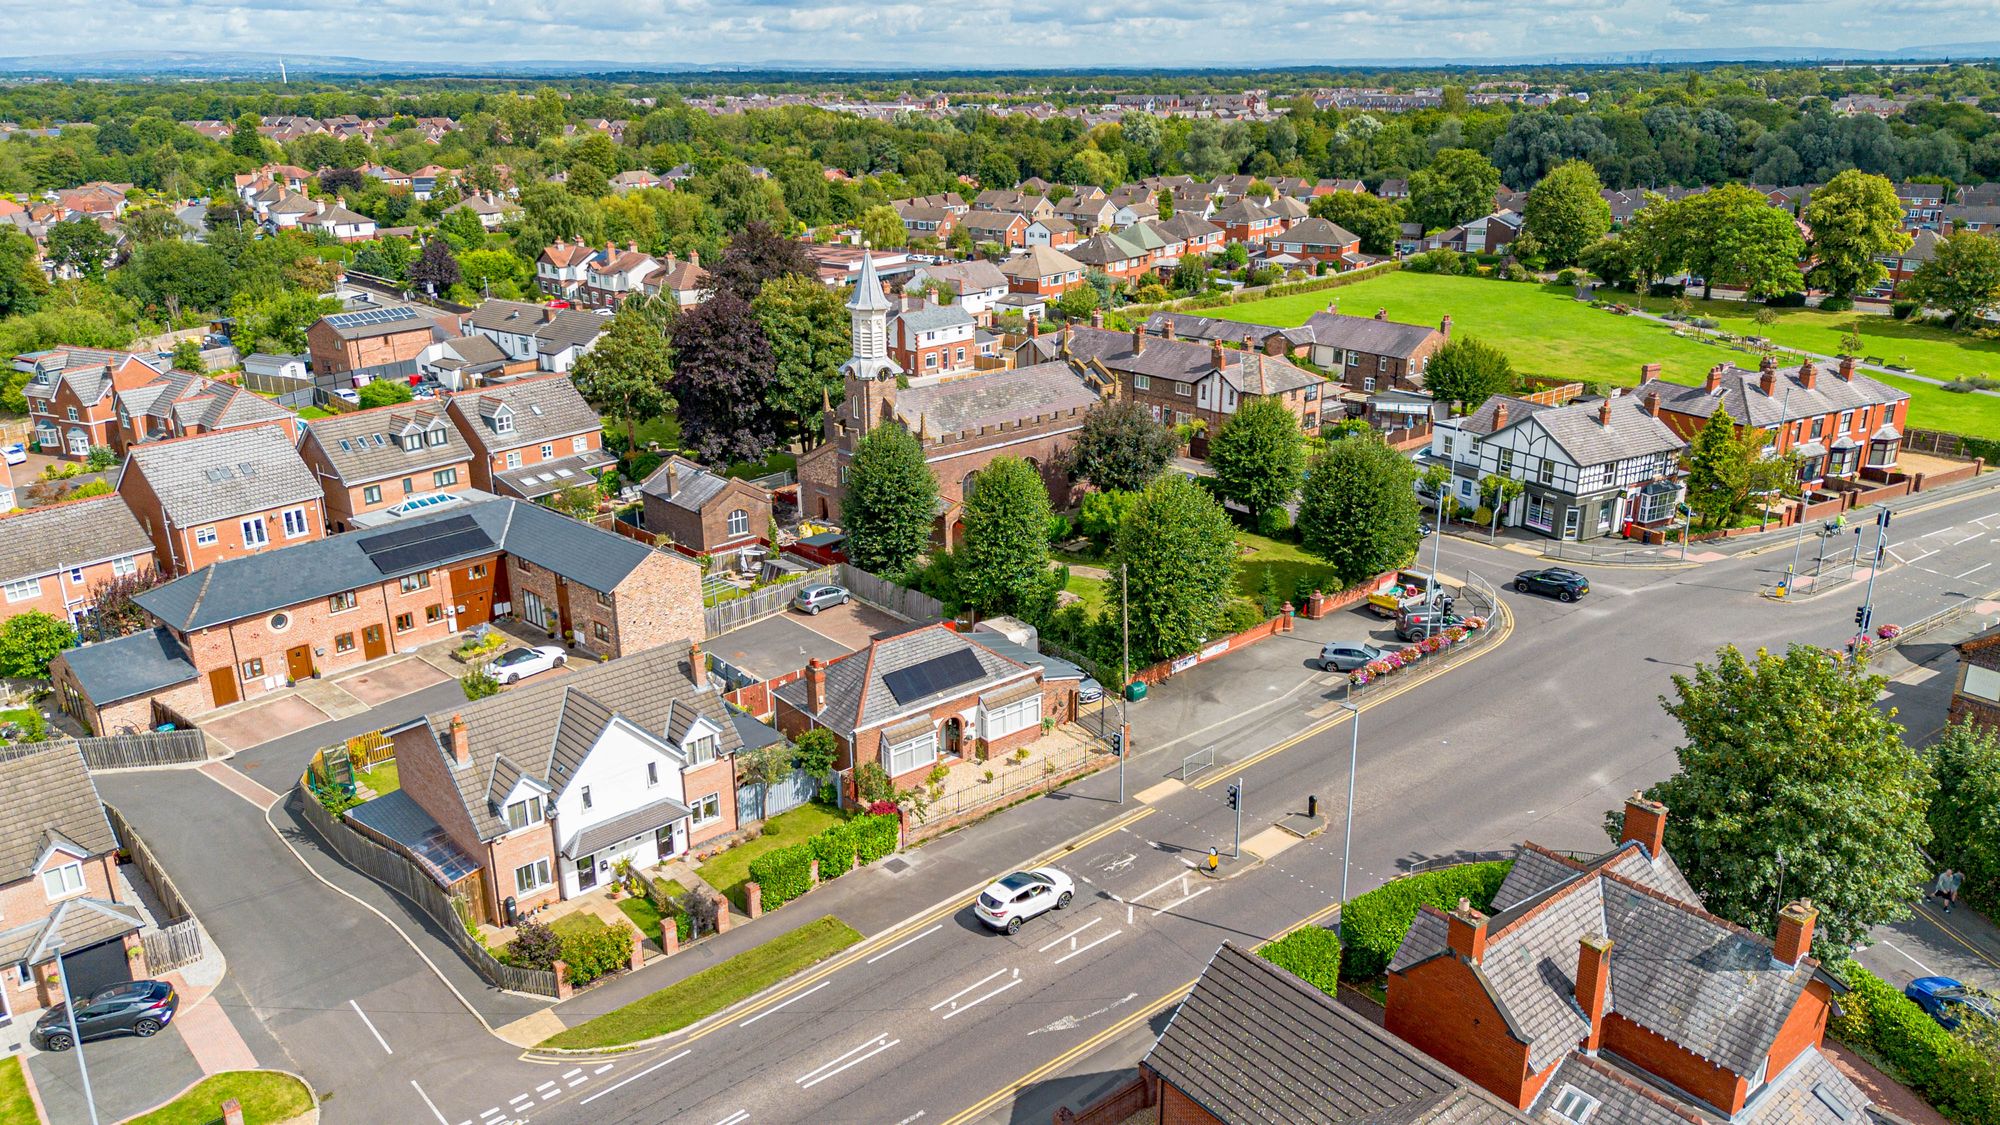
left=998, top=245, right=1086, bottom=297
left=1950, top=623, right=2000, bottom=735
left=891, top=200, right=958, bottom=243
left=971, top=190, right=1052, bottom=221
left=299, top=201, right=377, bottom=243
left=1385, top=795, right=1876, bottom=1123
left=961, top=210, right=1029, bottom=250
left=1296, top=301, right=1450, bottom=392
left=639, top=456, right=773, bottom=561
left=1051, top=191, right=1116, bottom=234
left=1266, top=216, right=1361, bottom=265
left=19, top=348, right=166, bottom=460
left=1110, top=198, right=1160, bottom=229
left=116, top=426, right=326, bottom=576
left=444, top=194, right=521, bottom=231
left=580, top=243, right=659, bottom=309
left=391, top=640, right=737, bottom=926
left=295, top=404, right=477, bottom=530
left=445, top=375, right=615, bottom=501
left=52, top=497, right=703, bottom=732
left=0, top=745, right=150, bottom=1022
left=1945, top=204, right=2000, bottom=234
left=774, top=624, right=1064, bottom=788
left=1149, top=213, right=1226, bottom=260
left=1211, top=197, right=1286, bottom=244
left=1069, top=231, right=1154, bottom=283
left=114, top=370, right=298, bottom=452
left=305, top=303, right=447, bottom=392
left=1634, top=356, right=1911, bottom=484
left=1957, top=182, right=2000, bottom=208
left=458, top=299, right=607, bottom=374
left=536, top=239, right=598, bottom=302
left=410, top=165, right=453, bottom=200
left=1435, top=210, right=1522, bottom=255
left=418, top=336, right=511, bottom=389
left=608, top=170, right=661, bottom=194
left=903, top=260, right=1009, bottom=321
left=1873, top=227, right=1941, bottom=297
left=1897, top=181, right=1947, bottom=230
left=0, top=495, right=154, bottom=629
left=53, top=183, right=129, bottom=222
left=1023, top=215, right=1079, bottom=249
left=643, top=253, right=710, bottom=309
left=360, top=164, right=412, bottom=191
left=1431, top=393, right=1685, bottom=541
left=888, top=298, right=978, bottom=375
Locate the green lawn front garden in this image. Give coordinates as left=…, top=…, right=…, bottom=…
left=124, top=1071, right=313, bottom=1125
left=539, top=916, right=862, bottom=1049
left=0, top=1056, right=33, bottom=1125
left=696, top=803, right=849, bottom=912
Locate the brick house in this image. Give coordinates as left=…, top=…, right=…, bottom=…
left=0, top=745, right=149, bottom=1023
left=295, top=403, right=477, bottom=531
left=1266, top=216, right=1362, bottom=264
left=1023, top=216, right=1079, bottom=249
left=390, top=639, right=743, bottom=926
left=639, top=456, right=773, bottom=561
left=773, top=624, right=1064, bottom=789
left=457, top=300, right=607, bottom=375
left=0, top=495, right=154, bottom=629
left=1069, top=231, right=1154, bottom=283
left=1383, top=795, right=1876, bottom=1124
left=1148, top=213, right=1227, bottom=260
left=1949, top=623, right=2000, bottom=735
left=444, top=375, right=615, bottom=501
left=1210, top=197, right=1285, bottom=244
left=887, top=298, right=978, bottom=375
left=1051, top=191, right=1116, bottom=234
left=20, top=348, right=166, bottom=460
left=971, top=190, right=1052, bottom=222
left=1634, top=355, right=1911, bottom=485
left=1872, top=227, right=1940, bottom=298
left=891, top=201, right=958, bottom=242
left=117, top=426, right=327, bottom=577
left=961, top=210, right=1029, bottom=250
left=580, top=244, right=660, bottom=310
left=998, top=246, right=1086, bottom=297
left=904, top=260, right=1009, bottom=322
left=114, top=370, right=298, bottom=452
left=1296, top=302, right=1450, bottom=392
left=1897, top=181, right=1947, bottom=231
left=535, top=239, right=597, bottom=302
left=305, top=304, right=446, bottom=392
left=51, top=497, right=702, bottom=731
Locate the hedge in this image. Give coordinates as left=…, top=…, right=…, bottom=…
left=1831, top=964, right=2000, bottom=1123
left=550, top=914, right=636, bottom=986
left=1258, top=925, right=1343, bottom=997
left=1339, top=860, right=1513, bottom=981
left=748, top=843, right=814, bottom=909
left=853, top=813, right=901, bottom=863
left=810, top=822, right=857, bottom=880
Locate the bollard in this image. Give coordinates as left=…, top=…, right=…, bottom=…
left=1308, top=794, right=1319, bottom=820
left=1206, top=847, right=1220, bottom=872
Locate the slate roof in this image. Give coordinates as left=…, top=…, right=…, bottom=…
left=1634, top=362, right=1907, bottom=431
left=1146, top=943, right=1530, bottom=1125
left=0, top=743, right=117, bottom=882
left=998, top=246, right=1085, bottom=279
left=891, top=299, right=973, bottom=334
left=419, top=640, right=735, bottom=841
left=1456, top=395, right=1552, bottom=437
left=1141, top=313, right=1307, bottom=350
left=907, top=260, right=1008, bottom=297
left=961, top=209, right=1026, bottom=234
left=121, top=426, right=320, bottom=526
left=0, top=494, right=152, bottom=585
left=772, top=624, right=1036, bottom=738
left=447, top=375, right=603, bottom=452
left=639, top=456, right=738, bottom=511
left=1503, top=397, right=1686, bottom=468
left=461, top=299, right=606, bottom=356
left=1302, top=311, right=1446, bottom=359
left=428, top=335, right=509, bottom=372
left=300, top=404, right=470, bottom=484
left=1070, top=231, right=1148, bottom=266
left=1527, top=1045, right=1872, bottom=1125
left=1036, top=324, right=1322, bottom=398
left=1225, top=350, right=1321, bottom=396
left=1280, top=217, right=1362, bottom=248
left=494, top=448, right=619, bottom=499
left=56, top=626, right=199, bottom=704
left=132, top=497, right=664, bottom=631
left=892, top=359, right=1102, bottom=437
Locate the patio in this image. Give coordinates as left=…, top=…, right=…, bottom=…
left=919, top=724, right=1107, bottom=822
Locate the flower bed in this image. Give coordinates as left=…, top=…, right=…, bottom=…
left=1349, top=621, right=1483, bottom=687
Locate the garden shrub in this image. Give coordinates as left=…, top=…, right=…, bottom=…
left=551, top=914, right=635, bottom=985
left=748, top=843, right=814, bottom=908
left=1555, top=269, right=1577, bottom=287
left=1892, top=299, right=1920, bottom=320
left=506, top=919, right=561, bottom=970
left=1831, top=963, right=2000, bottom=1123
left=809, top=822, right=857, bottom=880
left=1339, top=860, right=1512, bottom=981
left=1472, top=505, right=1494, bottom=527
left=1217, top=599, right=1267, bottom=635
left=1258, top=925, right=1343, bottom=997
left=853, top=813, right=901, bottom=863
left=1817, top=295, right=1854, bottom=312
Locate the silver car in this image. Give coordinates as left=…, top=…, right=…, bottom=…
left=792, top=584, right=849, bottom=615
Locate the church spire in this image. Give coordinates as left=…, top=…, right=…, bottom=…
left=840, top=245, right=900, bottom=385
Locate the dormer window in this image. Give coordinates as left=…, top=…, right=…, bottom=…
left=685, top=735, right=717, bottom=766
left=493, top=408, right=514, bottom=434
left=42, top=859, right=85, bottom=900
left=428, top=427, right=447, bottom=446
left=402, top=434, right=422, bottom=452
left=503, top=796, right=544, bottom=830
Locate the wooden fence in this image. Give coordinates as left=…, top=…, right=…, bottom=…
left=103, top=803, right=207, bottom=973
left=702, top=566, right=839, bottom=635
left=0, top=729, right=208, bottom=771
left=142, top=920, right=204, bottom=973
left=839, top=564, right=944, bottom=623
left=294, top=783, right=560, bottom=997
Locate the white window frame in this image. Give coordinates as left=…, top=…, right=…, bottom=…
left=684, top=734, right=717, bottom=766
left=692, top=792, right=721, bottom=827
left=241, top=517, right=269, bottom=547
left=504, top=451, right=523, bottom=470
left=282, top=507, right=311, bottom=539
left=2, top=577, right=40, bottom=604
left=433, top=468, right=459, bottom=488
left=41, top=860, right=85, bottom=901
left=572, top=436, right=588, bottom=454
left=504, top=796, right=545, bottom=831
left=194, top=525, right=218, bottom=547
left=885, top=730, right=939, bottom=777
left=111, top=556, right=137, bottom=578
left=1133, top=373, right=1150, bottom=390
left=979, top=694, right=1042, bottom=740
left=513, top=858, right=551, bottom=895
left=1550, top=1086, right=1599, bottom=1124
left=727, top=509, right=750, bottom=537
left=363, top=484, right=383, bottom=504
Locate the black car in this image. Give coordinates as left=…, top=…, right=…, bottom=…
left=33, top=980, right=178, bottom=1052
left=1514, top=567, right=1590, bottom=602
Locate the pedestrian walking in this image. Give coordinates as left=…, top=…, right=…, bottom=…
left=1934, top=868, right=1964, bottom=912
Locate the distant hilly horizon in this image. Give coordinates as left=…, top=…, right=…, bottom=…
left=2, top=45, right=2000, bottom=80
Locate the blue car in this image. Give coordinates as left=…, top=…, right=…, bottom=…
left=1905, top=976, right=1999, bottom=1029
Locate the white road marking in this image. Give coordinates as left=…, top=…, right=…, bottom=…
left=1881, top=939, right=1937, bottom=976
left=1038, top=917, right=1100, bottom=953
left=739, top=978, right=832, bottom=1025
left=1959, top=562, right=1992, bottom=579
left=1052, top=930, right=1122, bottom=965
left=567, top=1075, right=588, bottom=1088
left=562, top=1069, right=582, bottom=1080
left=1153, top=885, right=1213, bottom=915
left=797, top=1035, right=901, bottom=1088
left=1127, top=904, right=1134, bottom=925
left=940, top=977, right=1024, bottom=1020
left=931, top=968, right=1007, bottom=1011
left=509, top=1095, right=533, bottom=1107
left=350, top=1000, right=393, bottom=1054
left=541, top=1090, right=559, bottom=1101
left=479, top=1110, right=502, bottom=1121
left=593, top=1063, right=614, bottom=1074
left=893, top=1113, right=928, bottom=1125
left=536, top=1082, right=556, bottom=1094
left=579, top=1049, right=692, bottom=1105
left=1957, top=534, right=1984, bottom=546
left=1130, top=872, right=1186, bottom=904
left=1909, top=549, right=1940, bottom=564
left=1886, top=547, right=1909, bottom=564
left=712, top=1112, right=751, bottom=1125
left=411, top=1081, right=451, bottom=1125
left=866, top=923, right=944, bottom=964
left=1924, top=526, right=1959, bottom=538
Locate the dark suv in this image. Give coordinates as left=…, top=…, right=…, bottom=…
left=1514, top=567, right=1590, bottom=602
left=33, top=980, right=178, bottom=1051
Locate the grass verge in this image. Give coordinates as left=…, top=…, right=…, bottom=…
left=0, top=1056, right=32, bottom=1125
left=125, top=1071, right=312, bottom=1125
left=538, top=916, right=863, bottom=1049
left=696, top=804, right=848, bottom=912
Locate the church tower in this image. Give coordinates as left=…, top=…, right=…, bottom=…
left=835, top=247, right=903, bottom=442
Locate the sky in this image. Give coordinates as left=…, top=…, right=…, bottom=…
left=0, top=0, right=1956, bottom=69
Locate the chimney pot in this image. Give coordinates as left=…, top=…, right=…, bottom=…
left=1800, top=360, right=1818, bottom=391
left=689, top=640, right=707, bottom=689
left=1576, top=933, right=1614, bottom=1053
left=1164, top=319, right=1177, bottom=341
left=1211, top=339, right=1227, bottom=368
left=1839, top=355, right=1857, bottom=381
left=1705, top=365, right=1726, bottom=394
left=1776, top=899, right=1818, bottom=966
left=1598, top=398, right=1614, bottom=427
left=1090, top=309, right=1104, bottom=329
left=1640, top=362, right=1662, bottom=381
left=1445, top=898, right=1489, bottom=964
left=448, top=714, right=470, bottom=766
left=1440, top=314, right=1453, bottom=336
left=1620, top=791, right=1669, bottom=856
left=806, top=658, right=828, bottom=715
left=1760, top=367, right=1779, bottom=398
left=1645, top=391, right=1662, bottom=419
left=1492, top=401, right=1510, bottom=430
left=1132, top=325, right=1145, bottom=355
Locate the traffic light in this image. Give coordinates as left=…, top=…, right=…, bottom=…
left=1225, top=784, right=1240, bottom=810
left=1855, top=606, right=1871, bottom=631
left=1110, top=731, right=1124, bottom=757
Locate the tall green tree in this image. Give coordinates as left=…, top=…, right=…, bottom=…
left=45, top=220, right=115, bottom=281
left=843, top=422, right=938, bottom=576
left=1207, top=398, right=1304, bottom=533
left=1296, top=434, right=1424, bottom=588
left=668, top=288, right=781, bottom=463
left=1523, top=160, right=1613, bottom=268
left=1683, top=407, right=1757, bottom=530
left=229, top=113, right=264, bottom=159
left=0, top=611, right=77, bottom=680
left=571, top=300, right=675, bottom=448
left=1905, top=230, right=2000, bottom=327
left=1627, top=643, right=1931, bottom=953
left=1805, top=170, right=1912, bottom=301
left=752, top=274, right=849, bottom=446
left=1423, top=336, right=1515, bottom=414
left=857, top=205, right=908, bottom=251
left=1065, top=399, right=1176, bottom=493
left=1928, top=720, right=2000, bottom=913
left=1407, top=149, right=1501, bottom=233
left=1681, top=185, right=1808, bottom=300
left=0, top=228, right=48, bottom=319
left=1112, top=475, right=1238, bottom=667
left=958, top=457, right=1059, bottom=624
left=1308, top=192, right=1403, bottom=255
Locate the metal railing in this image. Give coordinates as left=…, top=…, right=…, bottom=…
left=1181, top=745, right=1217, bottom=781
left=918, top=743, right=1105, bottom=822
left=1764, top=544, right=1861, bottom=599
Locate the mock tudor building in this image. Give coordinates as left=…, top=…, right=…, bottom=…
left=444, top=375, right=615, bottom=500
left=1950, top=623, right=2000, bottom=735
left=1385, top=795, right=1876, bottom=1124
left=117, top=426, right=327, bottom=576
left=639, top=456, right=773, bottom=562
left=1143, top=302, right=1449, bottom=395
left=296, top=404, right=478, bottom=530
left=50, top=497, right=702, bottom=732
left=391, top=640, right=739, bottom=926
left=1635, top=356, right=1912, bottom=486
left=0, top=495, right=154, bottom=629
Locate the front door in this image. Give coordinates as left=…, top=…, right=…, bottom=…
left=576, top=853, right=598, bottom=891
left=362, top=625, right=387, bottom=661
left=941, top=717, right=963, bottom=759
left=521, top=591, right=548, bottom=635
left=459, top=590, right=491, bottom=627
left=286, top=644, right=313, bottom=682
left=655, top=823, right=676, bottom=862
left=208, top=666, right=239, bottom=708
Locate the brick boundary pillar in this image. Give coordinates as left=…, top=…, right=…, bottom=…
left=1280, top=602, right=1294, bottom=632
left=661, top=920, right=679, bottom=957
left=745, top=882, right=763, bottom=920
left=121, top=932, right=149, bottom=979
left=222, top=1099, right=244, bottom=1125
left=628, top=935, right=645, bottom=972
left=713, top=892, right=731, bottom=934
left=553, top=959, right=573, bottom=1000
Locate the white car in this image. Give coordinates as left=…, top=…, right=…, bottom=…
left=331, top=388, right=360, bottom=405
left=485, top=645, right=567, bottom=684
left=974, top=868, right=1075, bottom=934
left=1, top=443, right=24, bottom=466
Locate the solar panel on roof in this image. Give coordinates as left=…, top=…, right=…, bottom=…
left=359, top=512, right=481, bottom=555
left=367, top=528, right=494, bottom=576
left=326, top=306, right=421, bottom=330
left=882, top=648, right=987, bottom=705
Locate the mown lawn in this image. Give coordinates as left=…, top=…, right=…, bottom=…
left=355, top=760, right=399, bottom=796
left=539, top=916, right=862, bottom=1049
left=0, top=1056, right=32, bottom=1125
left=1063, top=572, right=1107, bottom=615
left=125, top=1071, right=313, bottom=1125
left=1215, top=273, right=2000, bottom=439
left=696, top=803, right=848, bottom=912
left=1234, top=529, right=1345, bottom=601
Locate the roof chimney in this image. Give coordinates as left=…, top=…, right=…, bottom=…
left=1576, top=934, right=1614, bottom=1053
left=689, top=249, right=699, bottom=267
left=1327, top=297, right=1339, bottom=315
left=1775, top=899, right=1818, bottom=966
left=1839, top=355, right=1857, bottom=382
left=1620, top=791, right=1669, bottom=856
left=1090, top=309, right=1104, bottom=329
left=689, top=640, right=707, bottom=690
left=664, top=459, right=677, bottom=496
left=1374, top=306, right=1388, bottom=321
left=1445, top=897, right=1489, bottom=964
left=1759, top=364, right=1778, bottom=399
left=1163, top=319, right=1177, bottom=341
left=448, top=714, right=470, bottom=767
left=1640, top=362, right=1662, bottom=382
left=1705, top=364, right=1726, bottom=394
left=1211, top=338, right=1227, bottom=369
left=1799, top=359, right=1818, bottom=391
left=1598, top=398, right=1614, bottom=427
left=1060, top=320, right=1074, bottom=356
left=1132, top=325, right=1146, bottom=355
left=1243, top=333, right=1255, bottom=353
left=1491, top=400, right=1509, bottom=430
left=1645, top=391, right=1662, bottom=419
left=1440, top=314, right=1453, bottom=337
left=806, top=658, right=828, bottom=715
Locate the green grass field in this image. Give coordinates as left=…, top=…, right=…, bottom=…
left=1213, top=273, right=2000, bottom=440
left=0, top=1057, right=32, bottom=1125
left=125, top=1071, right=313, bottom=1125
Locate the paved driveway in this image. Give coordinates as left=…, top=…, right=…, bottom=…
left=332, top=657, right=450, bottom=707
left=200, top=695, right=331, bottom=752
left=29, top=1021, right=205, bottom=1125
left=793, top=599, right=910, bottom=648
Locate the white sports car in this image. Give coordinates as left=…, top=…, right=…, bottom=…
left=485, top=645, right=567, bottom=684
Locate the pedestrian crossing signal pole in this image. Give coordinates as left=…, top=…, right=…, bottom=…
left=1857, top=507, right=1890, bottom=657
left=1226, top=779, right=1243, bottom=858
left=1119, top=563, right=1130, bottom=805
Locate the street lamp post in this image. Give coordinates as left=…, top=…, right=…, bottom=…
left=1119, top=563, right=1130, bottom=805
left=49, top=944, right=100, bottom=1125
left=1335, top=698, right=1359, bottom=940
